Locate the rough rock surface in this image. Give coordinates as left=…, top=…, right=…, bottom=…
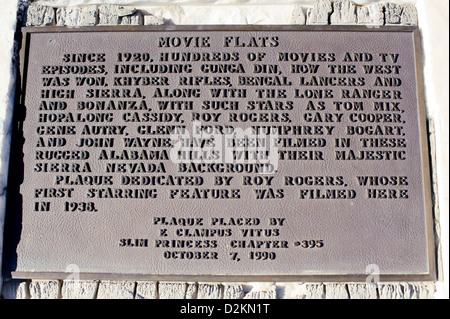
left=135, top=282, right=157, bottom=299
left=306, top=0, right=332, bottom=25
left=294, top=283, right=325, bottom=299
left=330, top=0, right=357, bottom=25
left=347, top=283, right=378, bottom=299
left=61, top=280, right=98, bottom=299
left=356, top=3, right=384, bottom=25
left=159, top=282, right=197, bottom=299
left=56, top=7, right=77, bottom=26
left=243, top=284, right=277, bottom=299
left=120, top=13, right=142, bottom=25
left=325, top=283, right=349, bottom=299
left=197, top=283, right=222, bottom=299
left=401, top=4, right=418, bottom=25
left=26, top=3, right=55, bottom=26
left=29, top=280, right=60, bottom=299
left=96, top=281, right=135, bottom=299
left=385, top=2, right=403, bottom=24
left=290, top=5, right=306, bottom=25
left=1, top=279, right=436, bottom=299
left=144, top=14, right=165, bottom=25
left=98, top=4, right=120, bottom=25
left=378, top=283, right=434, bottom=299
left=223, top=284, right=245, bottom=299
left=78, top=5, right=98, bottom=26
left=57, top=5, right=97, bottom=26
left=185, top=282, right=197, bottom=299
left=99, top=4, right=137, bottom=25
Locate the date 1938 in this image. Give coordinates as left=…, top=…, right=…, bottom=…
left=64, top=202, right=98, bottom=212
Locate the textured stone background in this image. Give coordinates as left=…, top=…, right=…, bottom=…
left=0, top=0, right=448, bottom=299
left=23, top=0, right=420, bottom=26
left=0, top=280, right=438, bottom=299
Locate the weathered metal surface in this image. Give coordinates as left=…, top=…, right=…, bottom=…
left=5, top=26, right=435, bottom=282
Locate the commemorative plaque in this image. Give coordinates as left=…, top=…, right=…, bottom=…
left=5, top=26, right=435, bottom=281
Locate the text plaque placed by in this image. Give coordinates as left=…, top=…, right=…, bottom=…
left=8, top=26, right=435, bottom=281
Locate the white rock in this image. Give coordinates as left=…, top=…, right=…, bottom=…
left=29, top=280, right=60, bottom=299
left=243, top=284, right=277, bottom=299
left=377, top=283, right=430, bottom=299
left=144, top=14, right=164, bottom=25
left=330, top=0, right=357, bottom=25
left=379, top=283, right=403, bottom=299
left=415, top=282, right=436, bottom=299
left=385, top=2, right=403, bottom=25
left=159, top=282, right=184, bottom=299
left=118, top=6, right=137, bottom=17
left=401, top=5, right=418, bottom=25
left=197, top=283, right=222, bottom=299
left=159, top=282, right=197, bottom=299
left=98, top=4, right=121, bottom=25
left=185, top=282, right=197, bottom=299
left=135, top=282, right=157, bottom=299
left=356, top=3, right=384, bottom=26
left=61, top=280, right=98, bottom=299
left=99, top=5, right=137, bottom=25
left=404, top=283, right=421, bottom=299
left=325, top=283, right=349, bottom=299
left=399, top=283, right=435, bottom=299
left=306, top=0, right=332, bottom=25
left=121, top=13, right=142, bottom=25
left=57, top=5, right=97, bottom=26
left=290, top=5, right=306, bottom=25
left=78, top=5, right=98, bottom=26
left=97, top=281, right=135, bottom=299
left=347, top=283, right=378, bottom=299
left=56, top=7, right=79, bottom=26
left=26, top=3, right=55, bottom=26
left=223, top=284, right=245, bottom=299
left=294, top=283, right=325, bottom=299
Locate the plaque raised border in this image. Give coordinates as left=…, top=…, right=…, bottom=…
left=3, top=25, right=436, bottom=282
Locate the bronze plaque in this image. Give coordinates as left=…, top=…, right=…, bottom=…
left=6, top=26, right=435, bottom=281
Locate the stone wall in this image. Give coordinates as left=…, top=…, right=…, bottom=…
left=24, top=0, right=419, bottom=27
left=0, top=0, right=447, bottom=299
left=1, top=279, right=437, bottom=299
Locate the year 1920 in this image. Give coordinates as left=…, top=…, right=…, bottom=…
left=117, top=53, right=153, bottom=62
